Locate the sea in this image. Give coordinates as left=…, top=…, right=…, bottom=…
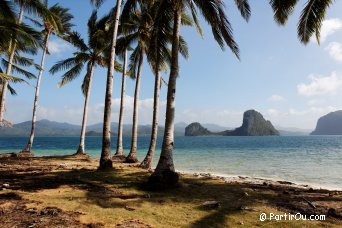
left=0, top=136, right=341, bottom=190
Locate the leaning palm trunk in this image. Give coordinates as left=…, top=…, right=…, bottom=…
left=0, top=3, right=25, bottom=125
left=115, top=49, right=127, bottom=157
left=125, top=53, right=143, bottom=163
left=22, top=32, right=51, bottom=153
left=140, top=68, right=161, bottom=169
left=149, top=8, right=181, bottom=186
left=99, top=0, right=123, bottom=169
left=76, top=62, right=95, bottom=155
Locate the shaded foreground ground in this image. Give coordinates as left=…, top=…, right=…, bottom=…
left=0, top=155, right=341, bottom=227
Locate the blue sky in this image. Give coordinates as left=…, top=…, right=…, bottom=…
left=6, top=0, right=342, bottom=130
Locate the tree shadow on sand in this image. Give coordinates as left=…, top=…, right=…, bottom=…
left=0, top=156, right=341, bottom=227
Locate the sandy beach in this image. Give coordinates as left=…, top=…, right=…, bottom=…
left=0, top=154, right=341, bottom=227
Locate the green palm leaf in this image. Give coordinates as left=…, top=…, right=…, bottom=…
left=298, top=0, right=333, bottom=44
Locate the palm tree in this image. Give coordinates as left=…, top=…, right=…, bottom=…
left=50, top=11, right=121, bottom=155
left=118, top=1, right=158, bottom=163
left=269, top=0, right=335, bottom=44
left=21, top=3, right=73, bottom=154
left=0, top=14, right=42, bottom=126
left=91, top=0, right=124, bottom=169
left=149, top=0, right=250, bottom=187
left=114, top=48, right=128, bottom=158
left=140, top=10, right=192, bottom=169
left=0, top=0, right=51, bottom=124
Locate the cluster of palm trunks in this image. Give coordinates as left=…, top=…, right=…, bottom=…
left=0, top=0, right=333, bottom=187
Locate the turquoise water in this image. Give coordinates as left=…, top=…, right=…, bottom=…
left=1, top=136, right=341, bottom=190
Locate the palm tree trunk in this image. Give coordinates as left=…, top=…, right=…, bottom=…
left=114, top=49, right=127, bottom=157
left=76, top=62, right=95, bottom=155
left=149, top=8, right=181, bottom=187
left=140, top=68, right=161, bottom=169
left=0, top=3, right=25, bottom=125
left=99, top=0, right=123, bottom=169
left=125, top=53, right=144, bottom=163
left=22, top=32, right=50, bottom=153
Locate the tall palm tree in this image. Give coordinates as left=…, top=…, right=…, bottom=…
left=91, top=0, right=124, bottom=169
left=149, top=0, right=250, bottom=187
left=269, top=0, right=335, bottom=44
left=114, top=48, right=128, bottom=158
left=118, top=1, right=158, bottom=163
left=0, top=0, right=52, bottom=124
left=50, top=11, right=121, bottom=155
left=21, top=3, right=73, bottom=154
left=140, top=10, right=193, bottom=169
left=0, top=3, right=42, bottom=126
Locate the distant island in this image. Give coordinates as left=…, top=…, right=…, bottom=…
left=311, top=110, right=342, bottom=135
left=0, top=115, right=311, bottom=137
left=185, top=110, right=279, bottom=136
left=0, top=119, right=183, bottom=137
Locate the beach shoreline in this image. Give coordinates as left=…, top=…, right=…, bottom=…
left=178, top=170, right=342, bottom=192
left=1, top=150, right=341, bottom=191
left=0, top=155, right=341, bottom=227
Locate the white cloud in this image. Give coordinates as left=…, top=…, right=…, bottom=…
left=265, top=106, right=338, bottom=129
left=267, top=108, right=281, bottom=117
left=297, top=72, right=342, bottom=96
left=5, top=96, right=167, bottom=125
left=33, top=96, right=167, bottom=125
left=176, top=109, right=243, bottom=128
left=325, top=42, right=342, bottom=62
left=48, top=39, right=71, bottom=55
left=319, top=18, right=342, bottom=43
left=268, top=94, right=285, bottom=102
left=307, top=99, right=325, bottom=106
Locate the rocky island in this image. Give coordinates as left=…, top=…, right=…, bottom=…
left=311, top=110, right=342, bottom=135
left=185, top=110, right=279, bottom=136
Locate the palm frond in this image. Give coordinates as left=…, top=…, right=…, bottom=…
left=187, top=3, right=203, bottom=37
left=49, top=56, right=80, bottom=74
left=298, top=0, right=333, bottom=44
left=64, top=31, right=89, bottom=52
left=2, top=59, right=36, bottom=79
left=91, top=0, right=106, bottom=8
left=0, top=72, right=26, bottom=83
left=58, top=62, right=84, bottom=87
left=178, top=36, right=189, bottom=59
left=0, top=0, right=16, bottom=19
left=10, top=63, right=36, bottom=79
left=7, top=83, right=17, bottom=95
left=235, top=0, right=251, bottom=22
left=193, top=0, right=240, bottom=59
left=269, top=0, right=299, bottom=25
left=128, top=46, right=142, bottom=79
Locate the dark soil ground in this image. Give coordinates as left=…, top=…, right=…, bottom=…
left=0, top=155, right=341, bottom=227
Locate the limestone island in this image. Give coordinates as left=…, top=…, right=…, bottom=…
left=311, top=110, right=342, bottom=135
left=185, top=110, right=279, bottom=136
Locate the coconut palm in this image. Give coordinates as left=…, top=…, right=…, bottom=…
left=21, top=3, right=74, bottom=154
left=149, top=0, right=250, bottom=187
left=120, top=0, right=188, bottom=164
left=0, top=28, right=41, bottom=127
left=50, top=11, right=121, bottom=155
left=114, top=47, right=128, bottom=158
left=269, top=0, right=335, bottom=44
left=0, top=0, right=15, bottom=19
left=0, top=0, right=52, bottom=124
left=117, top=1, right=159, bottom=163
left=139, top=9, right=193, bottom=169
left=91, top=0, right=124, bottom=169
